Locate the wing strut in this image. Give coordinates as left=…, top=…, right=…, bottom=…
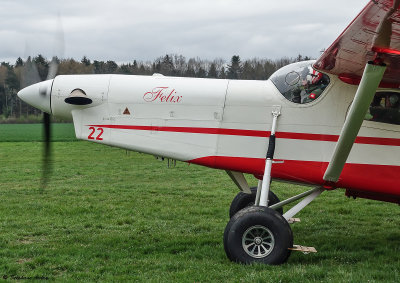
left=323, top=61, right=387, bottom=183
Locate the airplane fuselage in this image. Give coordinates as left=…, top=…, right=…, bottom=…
left=42, top=68, right=399, bottom=202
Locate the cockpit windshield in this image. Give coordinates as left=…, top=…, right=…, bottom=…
left=270, top=60, right=330, bottom=104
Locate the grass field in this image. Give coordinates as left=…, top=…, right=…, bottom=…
left=0, top=124, right=399, bottom=282
left=0, top=123, right=76, bottom=142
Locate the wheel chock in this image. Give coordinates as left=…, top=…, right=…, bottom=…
left=289, top=245, right=317, bottom=254
left=287, top=218, right=300, bottom=224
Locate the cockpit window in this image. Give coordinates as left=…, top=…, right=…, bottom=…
left=270, top=60, right=330, bottom=104
left=364, top=92, right=400, bottom=125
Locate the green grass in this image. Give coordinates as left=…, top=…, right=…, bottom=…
left=0, top=124, right=399, bottom=282
left=0, top=123, right=76, bottom=142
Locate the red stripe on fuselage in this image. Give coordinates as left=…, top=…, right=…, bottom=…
left=188, top=156, right=400, bottom=197
left=88, top=125, right=400, bottom=147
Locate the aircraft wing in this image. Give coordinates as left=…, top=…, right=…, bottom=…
left=314, top=0, right=400, bottom=87
left=314, top=0, right=400, bottom=184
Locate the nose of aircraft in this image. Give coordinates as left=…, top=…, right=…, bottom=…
left=17, top=79, right=53, bottom=114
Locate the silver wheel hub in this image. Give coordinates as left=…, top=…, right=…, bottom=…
left=242, top=225, right=275, bottom=258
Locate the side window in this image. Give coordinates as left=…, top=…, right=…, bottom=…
left=364, top=92, right=400, bottom=125
left=270, top=61, right=330, bottom=104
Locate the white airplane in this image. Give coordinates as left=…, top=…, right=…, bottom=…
left=18, top=0, right=399, bottom=265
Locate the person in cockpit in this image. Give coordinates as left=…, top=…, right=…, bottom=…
left=385, top=94, right=400, bottom=125
left=301, top=67, right=329, bottom=104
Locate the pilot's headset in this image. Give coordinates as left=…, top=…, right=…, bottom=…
left=306, top=66, right=323, bottom=85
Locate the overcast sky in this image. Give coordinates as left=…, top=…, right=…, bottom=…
left=0, top=0, right=368, bottom=64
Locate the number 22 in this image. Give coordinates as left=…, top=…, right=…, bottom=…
left=88, top=127, right=104, bottom=140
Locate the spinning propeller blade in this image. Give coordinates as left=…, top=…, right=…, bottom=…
left=19, top=16, right=64, bottom=190
left=47, top=15, right=64, bottom=81
left=41, top=112, right=52, bottom=190
left=21, top=57, right=41, bottom=88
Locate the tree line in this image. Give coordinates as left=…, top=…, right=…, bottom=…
left=0, top=54, right=311, bottom=121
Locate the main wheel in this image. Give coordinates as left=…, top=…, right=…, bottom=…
left=229, top=187, right=283, bottom=218
left=224, top=206, right=293, bottom=265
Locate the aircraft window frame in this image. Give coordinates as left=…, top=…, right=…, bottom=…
left=270, top=60, right=330, bottom=105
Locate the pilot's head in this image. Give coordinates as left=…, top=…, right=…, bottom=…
left=389, top=94, right=399, bottom=107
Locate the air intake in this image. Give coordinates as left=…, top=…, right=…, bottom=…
left=65, top=89, right=92, bottom=105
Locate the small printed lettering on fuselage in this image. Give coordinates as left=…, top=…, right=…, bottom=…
left=143, top=87, right=182, bottom=103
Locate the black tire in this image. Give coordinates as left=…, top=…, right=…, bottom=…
left=229, top=187, right=283, bottom=218
left=224, top=206, right=293, bottom=265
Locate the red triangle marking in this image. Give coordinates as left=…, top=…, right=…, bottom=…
left=123, top=107, right=130, bottom=115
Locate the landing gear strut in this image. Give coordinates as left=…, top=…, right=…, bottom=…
left=223, top=106, right=323, bottom=264
left=229, top=187, right=283, bottom=218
